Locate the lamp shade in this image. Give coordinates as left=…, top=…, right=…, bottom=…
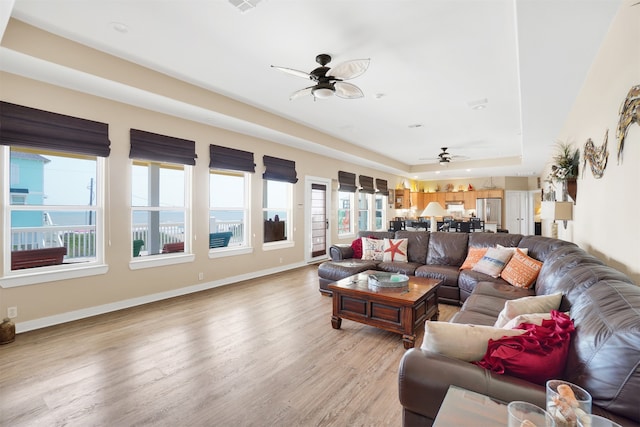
left=421, top=202, right=448, bottom=232
left=541, top=201, right=573, bottom=221
left=421, top=202, right=448, bottom=218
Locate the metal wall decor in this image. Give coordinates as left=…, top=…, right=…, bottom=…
left=583, top=129, right=609, bottom=179
left=616, top=84, right=640, bottom=164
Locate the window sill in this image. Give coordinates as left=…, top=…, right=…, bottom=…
left=262, top=240, right=295, bottom=251
left=1, top=263, right=109, bottom=288
left=208, top=246, right=253, bottom=259
left=129, top=253, right=195, bottom=270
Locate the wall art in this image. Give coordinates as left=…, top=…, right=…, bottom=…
left=616, top=84, right=640, bottom=164
left=583, top=129, right=609, bottom=179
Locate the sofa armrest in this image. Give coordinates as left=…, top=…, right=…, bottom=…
left=398, top=349, right=546, bottom=423
left=329, top=244, right=354, bottom=261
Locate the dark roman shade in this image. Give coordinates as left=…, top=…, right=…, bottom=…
left=263, top=155, right=298, bottom=183
left=338, top=171, right=357, bottom=192
left=209, top=144, right=255, bottom=173
left=129, top=129, right=197, bottom=165
left=359, top=175, right=375, bottom=194
left=376, top=178, right=389, bottom=196
left=0, top=101, right=110, bottom=157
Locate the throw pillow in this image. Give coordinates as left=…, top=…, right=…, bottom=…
left=501, top=312, right=553, bottom=330
left=471, top=247, right=514, bottom=278
left=421, top=321, right=526, bottom=362
left=459, top=247, right=488, bottom=270
left=382, top=238, right=408, bottom=262
left=475, top=310, right=575, bottom=385
left=497, top=244, right=528, bottom=255
left=361, top=237, right=385, bottom=261
left=500, top=248, right=543, bottom=289
left=351, top=238, right=363, bottom=259
left=494, top=292, right=563, bottom=328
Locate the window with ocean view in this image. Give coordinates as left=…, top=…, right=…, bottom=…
left=7, top=147, right=101, bottom=270
left=209, top=170, right=249, bottom=250
left=131, top=161, right=188, bottom=257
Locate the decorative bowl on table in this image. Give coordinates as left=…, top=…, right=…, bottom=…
left=368, top=272, right=409, bottom=291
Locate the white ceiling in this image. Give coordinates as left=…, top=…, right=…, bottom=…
left=2, top=0, right=622, bottom=180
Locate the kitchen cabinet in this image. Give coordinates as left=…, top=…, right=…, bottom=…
left=395, top=188, right=410, bottom=209
left=477, top=189, right=504, bottom=199
left=423, top=192, right=446, bottom=209
left=445, top=192, right=464, bottom=202
left=463, top=191, right=476, bottom=210
left=410, top=192, right=426, bottom=211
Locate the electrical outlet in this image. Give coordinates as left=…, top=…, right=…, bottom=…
left=198, top=272, right=204, bottom=280
left=7, top=307, right=17, bottom=319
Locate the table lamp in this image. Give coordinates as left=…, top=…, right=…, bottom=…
left=421, top=202, right=448, bottom=233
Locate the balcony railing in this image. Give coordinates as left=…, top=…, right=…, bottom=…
left=10, top=220, right=245, bottom=261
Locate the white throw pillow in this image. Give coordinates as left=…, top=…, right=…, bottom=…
left=421, top=321, right=526, bottom=362
left=501, top=312, right=553, bottom=329
left=471, top=247, right=514, bottom=278
left=382, top=238, right=408, bottom=262
left=494, top=293, right=563, bottom=328
left=497, top=244, right=528, bottom=255
left=361, top=237, right=385, bottom=261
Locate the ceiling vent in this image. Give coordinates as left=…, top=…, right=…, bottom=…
left=228, top=0, right=263, bottom=13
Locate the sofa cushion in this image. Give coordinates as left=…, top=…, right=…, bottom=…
left=563, top=281, right=640, bottom=422
left=421, top=322, right=525, bottom=362
left=458, top=271, right=511, bottom=302
left=517, top=235, right=578, bottom=263
left=501, top=312, right=553, bottom=329
left=317, top=259, right=378, bottom=282
left=472, top=247, right=514, bottom=278
left=475, top=310, right=575, bottom=385
left=500, top=248, right=543, bottom=289
left=426, top=232, right=469, bottom=266
left=395, top=230, right=429, bottom=264
left=377, top=261, right=421, bottom=276
left=450, top=309, right=497, bottom=326
left=468, top=232, right=523, bottom=249
left=494, top=292, right=562, bottom=328
left=415, top=264, right=460, bottom=288
left=471, top=281, right=536, bottom=300
left=382, top=238, right=408, bottom=262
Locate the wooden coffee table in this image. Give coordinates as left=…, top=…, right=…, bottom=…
left=328, top=270, right=442, bottom=349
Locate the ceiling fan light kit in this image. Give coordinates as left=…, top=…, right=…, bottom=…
left=272, top=54, right=370, bottom=100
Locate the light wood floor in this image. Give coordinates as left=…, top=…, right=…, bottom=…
left=0, top=266, right=458, bottom=427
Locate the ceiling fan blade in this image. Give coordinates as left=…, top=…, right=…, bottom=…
left=334, top=82, right=364, bottom=99
left=271, top=65, right=311, bottom=80
left=328, top=59, right=370, bottom=80
left=289, top=86, right=314, bottom=100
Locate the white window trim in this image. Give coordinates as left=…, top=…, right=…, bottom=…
left=129, top=162, right=192, bottom=263
left=209, top=170, right=252, bottom=254
left=1, top=147, right=107, bottom=287
left=337, top=191, right=355, bottom=238
left=262, top=180, right=293, bottom=247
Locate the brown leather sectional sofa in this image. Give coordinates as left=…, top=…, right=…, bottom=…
left=318, top=230, right=640, bottom=427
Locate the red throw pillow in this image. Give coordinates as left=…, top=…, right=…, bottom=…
left=474, top=310, right=574, bottom=385
left=351, top=238, right=363, bottom=259
left=351, top=235, right=379, bottom=259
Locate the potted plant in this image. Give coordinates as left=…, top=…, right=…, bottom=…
left=548, top=141, right=579, bottom=202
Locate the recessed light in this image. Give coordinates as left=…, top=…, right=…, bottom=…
left=110, top=22, right=129, bottom=33
left=435, top=171, right=440, bottom=174
left=466, top=169, right=471, bottom=172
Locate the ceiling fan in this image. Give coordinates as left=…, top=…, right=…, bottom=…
left=271, top=54, right=370, bottom=100
left=433, top=147, right=470, bottom=165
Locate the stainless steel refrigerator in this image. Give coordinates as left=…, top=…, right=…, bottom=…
left=476, top=198, right=502, bottom=229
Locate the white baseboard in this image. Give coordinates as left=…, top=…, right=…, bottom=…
left=15, top=261, right=307, bottom=333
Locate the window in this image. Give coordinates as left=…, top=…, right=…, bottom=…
left=1, top=102, right=110, bottom=283
left=209, top=170, right=249, bottom=249
left=374, top=193, right=387, bottom=231
left=131, top=161, right=189, bottom=256
left=263, top=180, right=292, bottom=243
left=358, top=192, right=371, bottom=231
left=129, top=129, right=196, bottom=263
left=338, top=192, right=354, bottom=235
left=7, top=147, right=102, bottom=268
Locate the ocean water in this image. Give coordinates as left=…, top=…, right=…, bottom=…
left=47, top=210, right=244, bottom=226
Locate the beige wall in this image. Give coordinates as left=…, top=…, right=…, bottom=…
left=550, top=0, right=640, bottom=282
